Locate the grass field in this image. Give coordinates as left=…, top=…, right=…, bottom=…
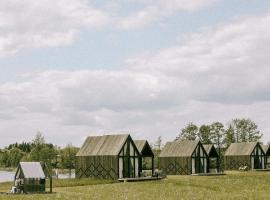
left=0, top=171, right=270, bottom=200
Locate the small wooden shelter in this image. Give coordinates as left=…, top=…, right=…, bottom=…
left=76, top=134, right=141, bottom=180
left=203, top=144, right=219, bottom=173
left=134, top=140, right=154, bottom=176
left=159, top=140, right=208, bottom=175
left=14, top=162, right=46, bottom=193
left=224, top=142, right=265, bottom=170
left=262, top=144, right=270, bottom=168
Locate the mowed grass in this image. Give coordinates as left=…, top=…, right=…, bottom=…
left=0, top=171, right=270, bottom=200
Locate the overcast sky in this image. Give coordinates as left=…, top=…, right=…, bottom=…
left=1, top=0, right=270, bottom=148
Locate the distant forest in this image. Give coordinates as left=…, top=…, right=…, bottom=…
left=0, top=118, right=263, bottom=170
left=0, top=132, right=79, bottom=169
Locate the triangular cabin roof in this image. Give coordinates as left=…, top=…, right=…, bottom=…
left=159, top=140, right=201, bottom=157
left=203, top=144, right=219, bottom=157
left=262, top=144, right=270, bottom=156
left=17, top=162, right=45, bottom=179
left=134, top=140, right=154, bottom=157
left=225, top=142, right=259, bottom=156
left=76, top=134, right=130, bottom=156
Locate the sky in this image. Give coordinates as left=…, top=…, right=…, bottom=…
left=1, top=0, right=270, bottom=147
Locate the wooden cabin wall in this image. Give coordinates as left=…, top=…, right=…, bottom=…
left=76, top=155, right=118, bottom=180
left=23, top=178, right=45, bottom=193
left=224, top=155, right=250, bottom=170
left=159, top=157, right=191, bottom=175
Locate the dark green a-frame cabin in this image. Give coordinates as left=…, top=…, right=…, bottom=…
left=262, top=144, right=270, bottom=168
left=159, top=140, right=208, bottom=175
left=134, top=140, right=154, bottom=175
left=203, top=144, right=219, bottom=173
left=76, top=134, right=141, bottom=180
left=224, top=142, right=265, bottom=170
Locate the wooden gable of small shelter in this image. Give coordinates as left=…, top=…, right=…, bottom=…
left=159, top=140, right=208, bottom=175
left=76, top=134, right=141, bottom=180
left=224, top=142, right=265, bottom=170
left=203, top=144, right=220, bottom=172
left=203, top=144, right=219, bottom=158
left=14, top=162, right=46, bottom=193
left=262, top=144, right=270, bottom=168
left=134, top=140, right=154, bottom=175
left=262, top=144, right=270, bottom=156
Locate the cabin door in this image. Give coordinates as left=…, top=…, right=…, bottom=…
left=196, top=157, right=203, bottom=173
left=254, top=156, right=260, bottom=169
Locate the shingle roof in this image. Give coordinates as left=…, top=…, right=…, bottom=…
left=20, top=162, right=45, bottom=179
left=159, top=140, right=200, bottom=157
left=76, top=134, right=129, bottom=156
left=225, top=142, right=257, bottom=156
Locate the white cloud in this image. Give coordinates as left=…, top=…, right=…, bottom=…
left=117, top=0, right=219, bottom=29
left=1, top=11, right=270, bottom=147
left=126, top=13, right=270, bottom=103
left=0, top=0, right=109, bottom=56
left=0, top=0, right=219, bottom=56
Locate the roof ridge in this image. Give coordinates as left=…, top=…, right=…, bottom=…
left=77, top=134, right=130, bottom=156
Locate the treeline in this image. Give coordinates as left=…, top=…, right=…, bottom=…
left=176, top=118, right=263, bottom=148
left=0, top=118, right=263, bottom=170
left=0, top=132, right=79, bottom=169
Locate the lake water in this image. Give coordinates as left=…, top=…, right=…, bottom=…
left=0, top=171, right=15, bottom=183
left=57, top=172, right=75, bottom=179
left=0, top=171, right=75, bottom=183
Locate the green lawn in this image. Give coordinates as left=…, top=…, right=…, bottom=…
left=0, top=171, right=270, bottom=200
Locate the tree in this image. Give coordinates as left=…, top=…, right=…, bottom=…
left=177, top=123, right=198, bottom=141
left=210, top=122, right=225, bottom=172
left=153, top=137, right=162, bottom=170
left=226, top=118, right=262, bottom=143
left=0, top=150, right=10, bottom=167
left=7, top=142, right=32, bottom=153
left=59, top=144, right=79, bottom=177
left=198, top=125, right=212, bottom=144
left=8, top=148, right=25, bottom=167
left=210, top=122, right=225, bottom=147
left=30, top=133, right=45, bottom=161
left=32, top=131, right=45, bottom=147
left=29, top=132, right=57, bottom=169
left=19, top=142, right=32, bottom=153
left=30, top=144, right=57, bottom=166
left=154, top=136, right=162, bottom=151
left=224, top=124, right=235, bottom=148
left=59, top=144, right=78, bottom=169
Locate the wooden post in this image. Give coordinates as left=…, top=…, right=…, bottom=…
left=50, top=177, right=52, bottom=193
left=152, top=157, right=154, bottom=176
